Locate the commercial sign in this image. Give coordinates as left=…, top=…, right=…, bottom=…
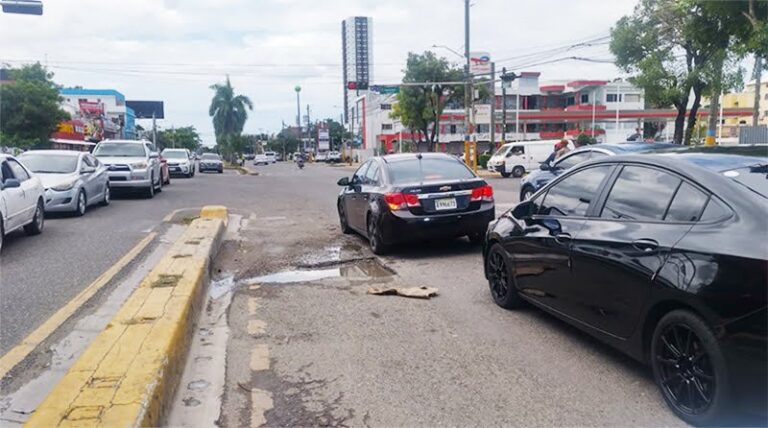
left=318, top=128, right=330, bottom=151
left=370, top=85, right=400, bottom=94
left=469, top=52, right=491, bottom=75
left=473, top=104, right=491, bottom=124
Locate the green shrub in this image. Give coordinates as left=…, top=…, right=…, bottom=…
left=479, top=153, right=492, bottom=169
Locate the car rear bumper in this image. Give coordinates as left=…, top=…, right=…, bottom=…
left=379, top=203, right=495, bottom=244
left=720, top=307, right=767, bottom=417
left=199, top=164, right=223, bottom=171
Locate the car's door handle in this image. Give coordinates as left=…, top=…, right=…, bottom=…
left=555, top=233, right=571, bottom=243
left=632, top=238, right=659, bottom=252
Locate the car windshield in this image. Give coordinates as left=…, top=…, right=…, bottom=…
left=93, top=143, right=145, bottom=157
left=201, top=154, right=220, bottom=160
left=726, top=164, right=768, bottom=198
left=493, top=145, right=512, bottom=156
left=18, top=153, right=78, bottom=174
left=388, top=157, right=475, bottom=184
left=162, top=151, right=188, bottom=159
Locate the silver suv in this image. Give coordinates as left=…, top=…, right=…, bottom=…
left=93, top=140, right=163, bottom=198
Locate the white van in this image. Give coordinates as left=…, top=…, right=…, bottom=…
left=487, top=140, right=572, bottom=178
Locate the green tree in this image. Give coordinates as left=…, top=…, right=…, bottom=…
left=325, top=118, right=352, bottom=150
left=155, top=126, right=202, bottom=151
left=208, top=76, right=253, bottom=159
left=610, top=0, right=724, bottom=144
left=267, top=128, right=300, bottom=158
left=391, top=52, right=464, bottom=152
left=0, top=63, right=70, bottom=148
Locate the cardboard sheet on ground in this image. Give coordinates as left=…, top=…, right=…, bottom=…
left=367, top=286, right=439, bottom=299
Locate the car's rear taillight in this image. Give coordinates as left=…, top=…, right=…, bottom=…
left=384, top=192, right=420, bottom=211
left=471, top=185, right=494, bottom=202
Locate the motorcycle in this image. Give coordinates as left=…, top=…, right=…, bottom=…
left=297, top=157, right=305, bottom=169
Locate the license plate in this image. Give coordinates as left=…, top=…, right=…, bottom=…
left=435, top=198, right=457, bottom=210
left=171, top=167, right=180, bottom=171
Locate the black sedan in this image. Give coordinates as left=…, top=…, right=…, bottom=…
left=337, top=153, right=495, bottom=254
left=198, top=153, right=224, bottom=173
left=519, top=142, right=678, bottom=201
left=483, top=149, right=767, bottom=426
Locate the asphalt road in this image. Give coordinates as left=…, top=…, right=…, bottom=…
left=202, top=162, right=684, bottom=427
left=0, top=168, right=246, bottom=353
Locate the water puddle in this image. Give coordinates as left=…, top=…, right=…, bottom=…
left=187, top=380, right=210, bottom=390
left=248, top=259, right=394, bottom=284
left=209, top=275, right=236, bottom=299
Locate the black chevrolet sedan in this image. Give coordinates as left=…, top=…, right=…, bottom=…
left=337, top=153, right=495, bottom=254
left=483, top=149, right=767, bottom=426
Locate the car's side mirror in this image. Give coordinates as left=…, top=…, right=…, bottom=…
left=2, top=178, right=21, bottom=189
left=539, top=162, right=551, bottom=171
left=81, top=166, right=96, bottom=174
left=337, top=177, right=350, bottom=186
left=149, top=152, right=159, bottom=159
left=511, top=200, right=534, bottom=219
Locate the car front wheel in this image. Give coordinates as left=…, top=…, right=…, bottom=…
left=74, top=190, right=86, bottom=217
left=24, top=199, right=44, bottom=235
left=651, top=309, right=730, bottom=426
left=338, top=202, right=352, bottom=234
left=486, top=244, right=525, bottom=309
left=521, top=186, right=535, bottom=201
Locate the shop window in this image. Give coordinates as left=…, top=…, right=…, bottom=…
left=624, top=94, right=641, bottom=103
left=607, top=94, right=623, bottom=102
left=382, top=123, right=393, bottom=131
left=580, top=94, right=589, bottom=103
left=566, top=96, right=575, bottom=106
left=450, top=124, right=457, bottom=134
left=380, top=103, right=392, bottom=110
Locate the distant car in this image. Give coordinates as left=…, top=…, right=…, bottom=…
left=93, top=140, right=163, bottom=198
left=244, top=153, right=256, bottom=161
left=162, top=148, right=195, bottom=178
left=18, top=150, right=110, bottom=216
left=336, top=153, right=495, bottom=254
left=199, top=153, right=224, bottom=173
left=487, top=140, right=572, bottom=178
left=519, top=142, right=679, bottom=201
left=315, top=152, right=328, bottom=162
left=253, top=153, right=270, bottom=165
left=327, top=151, right=342, bottom=163
left=1, top=154, right=45, bottom=252
left=484, top=149, right=768, bottom=426
left=264, top=151, right=277, bottom=163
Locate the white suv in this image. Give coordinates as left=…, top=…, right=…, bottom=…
left=93, top=140, right=163, bottom=198
left=1, top=154, right=45, bottom=252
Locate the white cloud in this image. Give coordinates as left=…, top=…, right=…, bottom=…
left=0, top=0, right=636, bottom=143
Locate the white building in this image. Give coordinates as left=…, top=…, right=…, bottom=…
left=341, top=16, right=373, bottom=129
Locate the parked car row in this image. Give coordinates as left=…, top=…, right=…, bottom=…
left=334, top=146, right=767, bottom=426
left=1, top=140, right=224, bottom=252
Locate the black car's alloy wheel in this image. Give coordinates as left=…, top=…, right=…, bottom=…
left=486, top=244, right=524, bottom=309
left=367, top=217, right=388, bottom=255
left=651, top=310, right=729, bottom=426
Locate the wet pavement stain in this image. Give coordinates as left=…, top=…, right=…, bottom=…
left=248, top=259, right=395, bottom=284
left=188, top=380, right=210, bottom=390
left=182, top=397, right=201, bottom=407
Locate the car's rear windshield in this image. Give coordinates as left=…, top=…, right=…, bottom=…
left=201, top=154, right=220, bottom=160
left=19, top=153, right=78, bottom=174
left=162, top=150, right=187, bottom=159
left=388, top=157, right=475, bottom=184
left=94, top=143, right=145, bottom=157
left=725, top=164, right=768, bottom=198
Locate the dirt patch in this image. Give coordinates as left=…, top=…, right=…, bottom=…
left=150, top=274, right=182, bottom=288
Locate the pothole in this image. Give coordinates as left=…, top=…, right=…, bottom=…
left=209, top=275, right=236, bottom=299
left=248, top=259, right=394, bottom=285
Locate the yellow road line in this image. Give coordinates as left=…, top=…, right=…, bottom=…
left=0, top=232, right=157, bottom=379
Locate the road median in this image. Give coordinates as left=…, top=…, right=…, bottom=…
left=25, top=206, right=228, bottom=428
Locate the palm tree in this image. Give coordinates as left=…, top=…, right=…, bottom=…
left=209, top=76, right=253, bottom=159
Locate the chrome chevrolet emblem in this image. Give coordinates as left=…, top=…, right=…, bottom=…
left=439, top=186, right=451, bottom=191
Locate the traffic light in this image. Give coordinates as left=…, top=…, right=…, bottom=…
left=1, top=0, right=43, bottom=15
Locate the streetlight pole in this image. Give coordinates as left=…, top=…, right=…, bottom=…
left=490, top=61, right=495, bottom=147
left=295, top=85, right=302, bottom=154
left=501, top=67, right=507, bottom=145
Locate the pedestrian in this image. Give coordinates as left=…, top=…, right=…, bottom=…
left=543, top=139, right=570, bottom=165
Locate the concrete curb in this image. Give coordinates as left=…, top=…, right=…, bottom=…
left=25, top=206, right=228, bottom=428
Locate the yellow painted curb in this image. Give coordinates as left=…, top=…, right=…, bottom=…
left=25, top=206, right=228, bottom=428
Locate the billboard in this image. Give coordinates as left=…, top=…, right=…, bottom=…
left=473, top=104, right=491, bottom=124
left=126, top=100, right=164, bottom=119
left=469, top=52, right=491, bottom=75
left=318, top=128, right=330, bottom=151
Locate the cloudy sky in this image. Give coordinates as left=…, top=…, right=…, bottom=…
left=0, top=0, right=638, bottom=144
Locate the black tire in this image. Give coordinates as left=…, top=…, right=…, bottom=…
left=0, top=218, right=5, bottom=253
left=467, top=232, right=485, bottom=245
left=100, top=185, right=111, bottom=206
left=500, top=170, right=512, bottom=178
left=156, top=174, right=163, bottom=193
left=486, top=244, right=525, bottom=309
left=512, top=166, right=525, bottom=178
left=367, top=216, right=388, bottom=255
left=338, top=202, right=353, bottom=234
left=24, top=199, right=44, bottom=235
left=521, top=186, right=535, bottom=201
left=651, top=309, right=730, bottom=426
left=146, top=175, right=155, bottom=199
left=74, top=189, right=86, bottom=217
left=218, top=169, right=223, bottom=174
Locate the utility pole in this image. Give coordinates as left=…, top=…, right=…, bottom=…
left=464, top=0, right=471, bottom=147
left=753, top=56, right=762, bottom=127
left=501, top=67, right=507, bottom=145
left=490, top=62, right=496, bottom=147
left=306, top=104, right=311, bottom=153
left=295, top=86, right=302, bottom=153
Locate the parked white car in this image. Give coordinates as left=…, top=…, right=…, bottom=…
left=93, top=140, right=163, bottom=198
left=1, top=154, right=45, bottom=252
left=264, top=151, right=277, bottom=163
left=18, top=150, right=110, bottom=216
left=487, top=140, right=573, bottom=178
left=327, top=151, right=342, bottom=163
left=254, top=153, right=271, bottom=165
